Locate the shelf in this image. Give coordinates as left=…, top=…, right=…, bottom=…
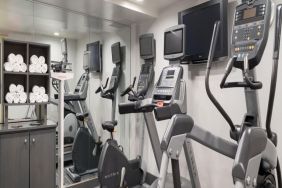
left=3, top=71, right=28, bottom=75
left=2, top=39, right=51, bottom=124
left=4, top=102, right=50, bottom=106
left=28, top=73, right=50, bottom=76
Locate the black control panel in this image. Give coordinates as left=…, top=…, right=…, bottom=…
left=152, top=66, right=183, bottom=105
left=74, top=73, right=88, bottom=93
left=232, top=0, right=271, bottom=69
left=108, top=66, right=121, bottom=92
left=136, top=63, right=154, bottom=97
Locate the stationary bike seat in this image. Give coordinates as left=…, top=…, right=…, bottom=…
left=102, top=120, right=118, bottom=133
left=76, top=112, right=89, bottom=122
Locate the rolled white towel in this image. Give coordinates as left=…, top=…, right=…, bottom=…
left=8, top=53, right=16, bottom=63
left=19, top=63, right=27, bottom=72
left=16, top=84, right=24, bottom=93
left=16, top=54, right=24, bottom=64
left=5, top=92, right=14, bottom=103
left=9, top=84, right=17, bottom=93
left=13, top=63, right=20, bottom=72
left=42, top=94, right=49, bottom=102
left=29, top=93, right=36, bottom=103
left=13, top=93, right=20, bottom=103
left=38, top=56, right=45, bottom=64
left=41, top=64, right=48, bottom=73
left=39, top=87, right=46, bottom=95
left=35, top=63, right=42, bottom=73
left=32, top=85, right=40, bottom=94
left=29, top=64, right=35, bottom=73
left=19, top=92, right=27, bottom=103
left=4, top=62, right=13, bottom=72
left=36, top=94, right=43, bottom=103
left=30, top=55, right=38, bottom=64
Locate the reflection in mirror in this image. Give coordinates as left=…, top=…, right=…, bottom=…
left=0, top=0, right=131, bottom=185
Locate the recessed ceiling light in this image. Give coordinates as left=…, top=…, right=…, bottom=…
left=135, top=0, right=144, bottom=2
left=54, top=32, right=60, bottom=36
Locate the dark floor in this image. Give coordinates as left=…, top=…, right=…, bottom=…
left=56, top=163, right=99, bottom=188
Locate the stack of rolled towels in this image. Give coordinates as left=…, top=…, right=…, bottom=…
left=4, top=53, right=27, bottom=72
left=29, top=55, right=48, bottom=73
left=5, top=84, right=27, bottom=104
left=29, top=85, right=49, bottom=103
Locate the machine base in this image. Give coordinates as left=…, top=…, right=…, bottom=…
left=65, top=166, right=98, bottom=183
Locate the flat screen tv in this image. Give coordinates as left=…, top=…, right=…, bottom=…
left=139, top=33, right=155, bottom=60
left=164, top=24, right=186, bottom=60
left=111, top=42, right=122, bottom=64
left=87, top=41, right=102, bottom=72
left=178, top=0, right=228, bottom=64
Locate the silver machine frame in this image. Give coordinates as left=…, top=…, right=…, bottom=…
left=153, top=1, right=282, bottom=188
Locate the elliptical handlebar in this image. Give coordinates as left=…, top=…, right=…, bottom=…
left=95, top=77, right=109, bottom=94
left=132, top=76, right=137, bottom=87
left=220, top=56, right=263, bottom=90
left=205, top=21, right=236, bottom=133
left=120, top=77, right=137, bottom=97
left=103, top=77, right=109, bottom=90
left=266, top=4, right=282, bottom=140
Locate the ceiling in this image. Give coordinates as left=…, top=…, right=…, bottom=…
left=127, top=0, right=183, bottom=13
left=0, top=0, right=177, bottom=39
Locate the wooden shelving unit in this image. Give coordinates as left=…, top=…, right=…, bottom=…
left=1, top=39, right=51, bottom=124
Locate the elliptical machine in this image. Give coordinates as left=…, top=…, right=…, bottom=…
left=152, top=1, right=282, bottom=188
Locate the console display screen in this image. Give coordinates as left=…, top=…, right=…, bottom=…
left=166, top=70, right=175, bottom=79
left=164, top=29, right=183, bottom=55
left=243, top=7, right=257, bottom=19
left=167, top=70, right=175, bottom=76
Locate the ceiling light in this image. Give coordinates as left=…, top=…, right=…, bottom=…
left=54, top=32, right=60, bottom=36
left=135, top=0, right=144, bottom=2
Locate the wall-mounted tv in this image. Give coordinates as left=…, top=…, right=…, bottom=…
left=87, top=41, right=102, bottom=72
left=164, top=24, right=186, bottom=60
left=111, top=42, right=122, bottom=64
left=139, top=33, right=155, bottom=60
left=178, top=0, right=228, bottom=64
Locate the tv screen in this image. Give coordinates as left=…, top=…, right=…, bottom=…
left=111, top=42, right=121, bottom=64
left=179, top=0, right=228, bottom=63
left=139, top=34, right=155, bottom=60
left=164, top=25, right=185, bottom=60
left=164, top=29, right=183, bottom=55
left=87, top=41, right=102, bottom=72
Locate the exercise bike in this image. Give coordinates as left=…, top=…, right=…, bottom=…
left=98, top=33, right=200, bottom=188
left=98, top=34, right=156, bottom=188
left=65, top=50, right=102, bottom=183
left=152, top=1, right=282, bottom=188
left=95, top=42, right=122, bottom=138
left=52, top=39, right=98, bottom=162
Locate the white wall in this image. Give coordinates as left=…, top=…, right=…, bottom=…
left=131, top=0, right=282, bottom=187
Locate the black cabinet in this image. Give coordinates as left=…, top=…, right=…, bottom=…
left=0, top=127, right=56, bottom=188
left=0, top=132, right=29, bottom=188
